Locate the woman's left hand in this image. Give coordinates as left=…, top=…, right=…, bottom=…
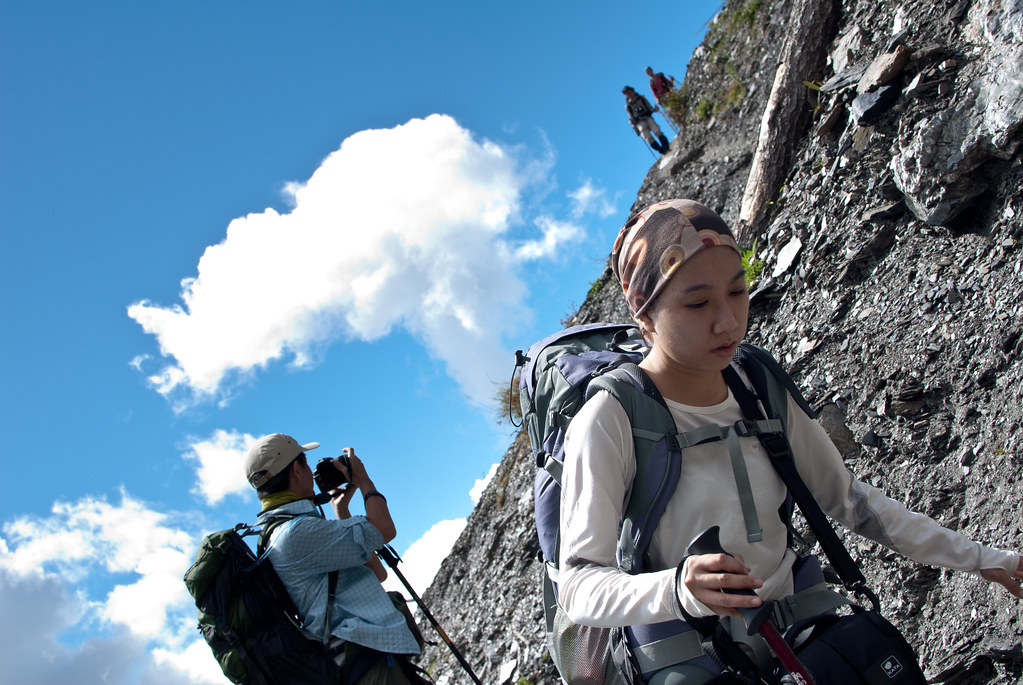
left=979, top=554, right=1023, bottom=599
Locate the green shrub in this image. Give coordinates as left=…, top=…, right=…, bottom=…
left=661, top=86, right=689, bottom=124
left=695, top=97, right=715, bottom=120
left=742, top=240, right=766, bottom=287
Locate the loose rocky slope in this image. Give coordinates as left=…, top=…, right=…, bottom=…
left=417, top=0, right=1023, bottom=682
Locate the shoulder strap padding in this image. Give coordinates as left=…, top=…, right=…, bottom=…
left=588, top=363, right=681, bottom=573
left=253, top=513, right=340, bottom=644
left=734, top=343, right=816, bottom=423
left=256, top=513, right=296, bottom=556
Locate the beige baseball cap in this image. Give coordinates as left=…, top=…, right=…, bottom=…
left=244, top=433, right=320, bottom=488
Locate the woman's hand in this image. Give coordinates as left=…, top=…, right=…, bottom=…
left=682, top=553, right=764, bottom=619
left=979, top=554, right=1023, bottom=599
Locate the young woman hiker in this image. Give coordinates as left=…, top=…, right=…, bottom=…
left=557, top=199, right=1023, bottom=683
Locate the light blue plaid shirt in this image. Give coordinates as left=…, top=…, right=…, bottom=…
left=257, top=499, right=420, bottom=655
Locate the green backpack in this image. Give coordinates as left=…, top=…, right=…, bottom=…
left=183, top=519, right=341, bottom=685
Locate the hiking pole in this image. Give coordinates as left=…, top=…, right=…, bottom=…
left=376, top=545, right=484, bottom=685
left=638, top=134, right=658, bottom=159
left=656, top=105, right=679, bottom=135
left=664, top=112, right=679, bottom=135
left=688, top=527, right=818, bottom=685
left=632, top=124, right=658, bottom=160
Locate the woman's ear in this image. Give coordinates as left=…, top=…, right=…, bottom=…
left=635, top=310, right=655, bottom=343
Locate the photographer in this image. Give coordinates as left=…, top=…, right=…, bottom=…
left=245, top=433, right=426, bottom=684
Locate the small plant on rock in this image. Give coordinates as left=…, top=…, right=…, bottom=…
left=742, top=240, right=766, bottom=287
left=696, top=97, right=715, bottom=120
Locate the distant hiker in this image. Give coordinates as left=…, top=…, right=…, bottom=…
left=245, top=433, right=428, bottom=684
left=646, top=66, right=678, bottom=127
left=623, top=85, right=671, bottom=155
left=555, top=199, right=1023, bottom=683
left=646, top=66, right=676, bottom=105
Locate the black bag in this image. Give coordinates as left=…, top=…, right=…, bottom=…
left=787, top=609, right=928, bottom=684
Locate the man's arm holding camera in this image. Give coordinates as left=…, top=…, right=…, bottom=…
left=329, top=448, right=397, bottom=542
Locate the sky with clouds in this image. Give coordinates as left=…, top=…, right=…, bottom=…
left=0, top=1, right=720, bottom=682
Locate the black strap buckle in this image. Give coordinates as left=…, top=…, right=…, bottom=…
left=759, top=432, right=791, bottom=460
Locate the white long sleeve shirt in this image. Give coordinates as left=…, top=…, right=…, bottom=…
left=558, top=367, right=1018, bottom=627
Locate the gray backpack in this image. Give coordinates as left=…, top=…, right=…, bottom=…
left=515, top=324, right=807, bottom=683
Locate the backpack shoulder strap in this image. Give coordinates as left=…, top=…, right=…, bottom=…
left=734, top=343, right=816, bottom=422
left=254, top=512, right=340, bottom=644
left=589, top=363, right=681, bottom=573
left=256, top=513, right=296, bottom=556
left=728, top=346, right=868, bottom=590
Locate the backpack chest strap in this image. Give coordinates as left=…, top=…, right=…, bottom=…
left=676, top=418, right=784, bottom=544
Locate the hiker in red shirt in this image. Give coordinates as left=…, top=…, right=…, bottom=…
left=646, top=66, right=678, bottom=127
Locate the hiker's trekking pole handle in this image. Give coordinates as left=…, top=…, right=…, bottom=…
left=686, top=527, right=818, bottom=685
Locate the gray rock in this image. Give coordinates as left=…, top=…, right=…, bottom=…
left=891, top=0, right=1023, bottom=225
left=418, top=2, right=1023, bottom=682
left=857, top=44, right=913, bottom=94
left=819, top=403, right=860, bottom=456
left=851, top=83, right=901, bottom=124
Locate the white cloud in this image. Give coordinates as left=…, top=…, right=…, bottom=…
left=128, top=114, right=578, bottom=410
left=0, top=491, right=194, bottom=582
left=0, top=491, right=198, bottom=640
left=0, top=568, right=207, bottom=685
left=469, top=463, right=499, bottom=505
left=103, top=546, right=193, bottom=638
left=515, top=215, right=583, bottom=261
left=152, top=639, right=227, bottom=684
left=185, top=429, right=255, bottom=505
left=0, top=494, right=212, bottom=684
left=569, top=179, right=617, bottom=219
left=382, top=518, right=466, bottom=598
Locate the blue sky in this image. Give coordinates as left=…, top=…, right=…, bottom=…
left=0, top=1, right=720, bottom=682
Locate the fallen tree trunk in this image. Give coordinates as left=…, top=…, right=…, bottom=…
left=737, top=0, right=840, bottom=245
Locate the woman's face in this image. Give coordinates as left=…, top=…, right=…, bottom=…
left=639, top=245, right=749, bottom=379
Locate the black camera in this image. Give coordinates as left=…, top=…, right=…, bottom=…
left=313, top=455, right=351, bottom=492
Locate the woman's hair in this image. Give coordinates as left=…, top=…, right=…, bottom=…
left=256, top=452, right=308, bottom=498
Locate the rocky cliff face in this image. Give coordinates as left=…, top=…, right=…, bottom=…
left=417, top=0, right=1023, bottom=682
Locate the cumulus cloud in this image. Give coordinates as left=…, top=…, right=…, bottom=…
left=569, top=179, right=617, bottom=219
left=515, top=216, right=583, bottom=261
left=184, top=429, right=255, bottom=505
left=469, top=463, right=499, bottom=505
left=382, top=518, right=466, bottom=598
left=0, top=491, right=194, bottom=583
left=0, top=569, right=212, bottom=684
left=128, top=114, right=585, bottom=410
left=152, top=639, right=226, bottom=684
left=0, top=494, right=213, bottom=684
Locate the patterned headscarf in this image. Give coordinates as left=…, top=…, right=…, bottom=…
left=611, top=199, right=740, bottom=317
